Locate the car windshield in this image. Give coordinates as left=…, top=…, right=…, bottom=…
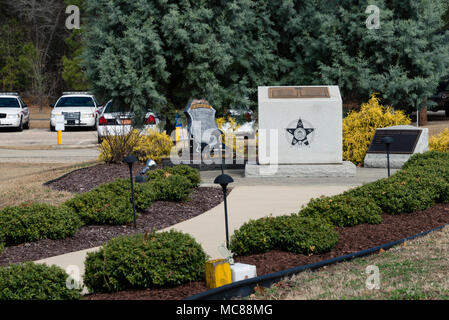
left=0, top=98, right=20, bottom=108
left=56, top=97, right=95, bottom=107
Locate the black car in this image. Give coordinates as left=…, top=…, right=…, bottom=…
left=430, top=80, right=449, bottom=116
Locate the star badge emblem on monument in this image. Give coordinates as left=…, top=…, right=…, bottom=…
left=286, top=118, right=315, bottom=147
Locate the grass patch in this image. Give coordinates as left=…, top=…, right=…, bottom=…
left=249, top=227, right=449, bottom=300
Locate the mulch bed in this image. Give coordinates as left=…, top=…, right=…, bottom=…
left=46, top=163, right=158, bottom=194
left=85, top=203, right=449, bottom=300
left=0, top=163, right=228, bottom=266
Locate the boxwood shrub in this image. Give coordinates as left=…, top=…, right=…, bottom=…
left=0, top=262, right=81, bottom=300
left=64, top=179, right=158, bottom=225
left=0, top=203, right=82, bottom=246
left=147, top=165, right=201, bottom=188
left=345, top=152, right=449, bottom=214
left=65, top=166, right=198, bottom=225
left=230, top=215, right=339, bottom=256
left=299, top=194, right=383, bottom=227
left=149, top=175, right=193, bottom=201
left=84, top=230, right=208, bottom=293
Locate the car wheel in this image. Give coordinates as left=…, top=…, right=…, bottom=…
left=445, top=106, right=449, bottom=118
left=50, top=124, right=56, bottom=132
left=24, top=120, right=30, bottom=130
left=17, top=118, right=23, bottom=132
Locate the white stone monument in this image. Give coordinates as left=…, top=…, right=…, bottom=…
left=364, top=125, right=429, bottom=169
left=245, top=86, right=356, bottom=177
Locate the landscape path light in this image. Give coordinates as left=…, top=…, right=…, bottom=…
left=381, top=136, right=394, bottom=177
left=123, top=155, right=138, bottom=229
left=135, top=159, right=157, bottom=183
left=214, top=165, right=234, bottom=249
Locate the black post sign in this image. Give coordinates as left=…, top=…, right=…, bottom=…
left=367, top=129, right=422, bottom=154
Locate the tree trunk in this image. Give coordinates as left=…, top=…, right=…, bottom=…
left=418, top=102, right=428, bottom=126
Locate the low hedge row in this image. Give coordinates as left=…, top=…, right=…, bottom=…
left=345, top=151, right=449, bottom=214
left=146, top=165, right=201, bottom=189
left=0, top=262, right=81, bottom=300
left=230, top=215, right=339, bottom=256
left=231, top=151, right=449, bottom=257
left=299, top=194, right=382, bottom=227
left=0, top=203, right=82, bottom=246
left=84, top=230, right=208, bottom=293
left=65, top=167, right=194, bottom=225
left=0, top=165, right=200, bottom=247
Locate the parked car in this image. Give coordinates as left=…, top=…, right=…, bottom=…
left=50, top=92, right=102, bottom=131
left=224, top=109, right=256, bottom=138
left=430, top=80, right=449, bottom=116
left=0, top=93, right=30, bottom=131
left=97, top=99, right=160, bottom=144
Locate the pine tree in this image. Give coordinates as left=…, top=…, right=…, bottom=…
left=82, top=0, right=449, bottom=126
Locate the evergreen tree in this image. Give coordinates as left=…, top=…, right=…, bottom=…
left=281, top=0, right=449, bottom=111
left=82, top=0, right=449, bottom=126
left=62, top=0, right=90, bottom=91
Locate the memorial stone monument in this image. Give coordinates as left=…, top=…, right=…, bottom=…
left=364, top=125, right=429, bottom=169
left=245, top=86, right=356, bottom=177
left=184, top=99, right=223, bottom=162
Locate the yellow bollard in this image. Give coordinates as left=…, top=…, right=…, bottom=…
left=57, top=130, right=62, bottom=145
left=205, top=259, right=232, bottom=289
left=176, top=126, right=181, bottom=142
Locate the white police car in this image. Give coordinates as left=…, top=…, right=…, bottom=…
left=0, top=93, right=30, bottom=131
left=97, top=99, right=160, bottom=144
left=50, top=92, right=102, bottom=131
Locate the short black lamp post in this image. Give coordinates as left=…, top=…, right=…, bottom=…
left=123, top=155, right=138, bottom=229
left=382, top=136, right=394, bottom=177
left=214, top=167, right=234, bottom=249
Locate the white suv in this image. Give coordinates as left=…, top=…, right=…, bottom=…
left=50, top=92, right=101, bottom=131
left=0, top=93, right=30, bottom=131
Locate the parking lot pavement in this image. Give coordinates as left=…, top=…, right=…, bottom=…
left=0, top=128, right=98, bottom=146
left=0, top=128, right=99, bottom=163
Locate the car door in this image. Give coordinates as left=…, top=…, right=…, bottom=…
left=19, top=98, right=29, bottom=121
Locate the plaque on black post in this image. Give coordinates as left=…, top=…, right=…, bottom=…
left=367, top=129, right=422, bottom=154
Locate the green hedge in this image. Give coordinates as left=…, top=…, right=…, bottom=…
left=64, top=179, right=158, bottom=225
left=230, top=215, right=339, bottom=256
left=84, top=230, right=208, bottom=293
left=231, top=152, right=449, bottom=257
left=149, top=175, right=193, bottom=201
left=299, top=194, right=382, bottom=227
left=345, top=151, right=449, bottom=214
left=0, top=262, right=81, bottom=300
left=65, top=165, right=199, bottom=225
left=0, top=203, right=82, bottom=246
left=147, top=165, right=201, bottom=188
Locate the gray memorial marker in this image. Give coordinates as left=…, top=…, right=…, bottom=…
left=364, top=125, right=429, bottom=169
left=185, top=99, right=223, bottom=161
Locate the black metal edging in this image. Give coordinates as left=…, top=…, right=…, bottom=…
left=185, top=223, right=449, bottom=300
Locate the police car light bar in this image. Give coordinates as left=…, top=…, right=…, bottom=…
left=62, top=92, right=93, bottom=95
left=0, top=92, right=19, bottom=96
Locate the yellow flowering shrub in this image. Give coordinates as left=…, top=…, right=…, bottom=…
left=429, top=128, right=449, bottom=152
left=133, top=129, right=174, bottom=163
left=99, top=129, right=173, bottom=164
left=343, top=94, right=411, bottom=165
